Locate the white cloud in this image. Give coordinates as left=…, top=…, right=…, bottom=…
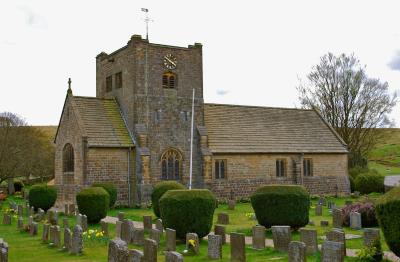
left=388, top=51, right=400, bottom=71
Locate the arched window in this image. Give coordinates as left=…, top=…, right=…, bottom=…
left=161, top=148, right=182, bottom=180
left=63, top=143, right=74, bottom=173
left=162, top=72, right=177, bottom=89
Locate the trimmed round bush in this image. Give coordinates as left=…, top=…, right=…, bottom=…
left=342, top=201, right=378, bottom=227
left=76, top=187, right=110, bottom=223
left=375, top=187, right=400, bottom=257
left=92, top=183, right=117, bottom=208
left=159, top=189, right=216, bottom=239
left=250, top=185, right=310, bottom=229
left=355, top=173, right=384, bottom=194
left=28, top=185, right=57, bottom=211
left=151, top=181, right=185, bottom=217
left=14, top=180, right=24, bottom=192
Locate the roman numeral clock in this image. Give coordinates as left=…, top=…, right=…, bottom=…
left=163, top=54, right=177, bottom=70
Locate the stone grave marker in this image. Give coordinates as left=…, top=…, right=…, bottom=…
left=81, top=215, right=88, bottom=232
left=63, top=218, right=69, bottom=229
left=150, top=228, right=161, bottom=246
left=363, top=228, right=380, bottom=248
left=101, top=221, right=109, bottom=237
left=49, top=225, right=55, bottom=244
left=166, top=228, right=176, bottom=251
left=0, top=239, right=8, bottom=262
left=217, top=212, right=229, bottom=224
left=271, top=226, right=291, bottom=252
left=121, top=219, right=134, bottom=244
left=30, top=206, right=34, bottom=216
left=299, top=228, right=317, bottom=254
left=208, top=234, right=222, bottom=259
left=214, top=224, right=226, bottom=244
left=228, top=199, right=236, bottom=210
left=72, top=225, right=83, bottom=254
left=30, top=222, right=38, bottom=236
left=320, top=220, right=329, bottom=227
left=64, top=228, right=72, bottom=252
left=288, top=241, right=306, bottom=262
left=315, top=205, right=323, bottom=216
left=326, top=229, right=346, bottom=256
left=128, top=249, right=144, bottom=262
left=42, top=224, right=50, bottom=242
left=132, top=228, right=144, bottom=246
left=155, top=219, right=163, bottom=233
left=117, top=212, right=124, bottom=221
left=143, top=239, right=157, bottom=262
left=143, top=215, right=152, bottom=232
left=321, top=240, right=344, bottom=262
left=252, top=225, right=266, bottom=250
left=350, top=212, right=362, bottom=230
left=332, top=208, right=343, bottom=228
left=186, top=233, right=200, bottom=254
left=230, top=233, right=246, bottom=262
left=53, top=226, right=62, bottom=248
left=165, top=251, right=183, bottom=262
left=17, top=216, right=23, bottom=229
left=108, top=238, right=128, bottom=262
left=17, top=205, right=23, bottom=217
left=115, top=221, right=122, bottom=239
left=318, top=197, right=326, bottom=206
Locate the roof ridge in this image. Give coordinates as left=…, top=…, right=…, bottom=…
left=204, top=103, right=313, bottom=111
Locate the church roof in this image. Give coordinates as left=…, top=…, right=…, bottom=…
left=72, top=96, right=134, bottom=148
left=204, top=103, right=348, bottom=154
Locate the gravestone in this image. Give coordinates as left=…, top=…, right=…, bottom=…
left=363, top=228, right=380, bottom=247
left=69, top=204, right=75, bottom=215
left=252, top=225, right=266, bottom=250
left=30, top=222, right=38, bottom=236
left=299, top=228, right=318, bottom=254
left=101, top=221, right=109, bottom=237
left=143, top=239, right=157, bottom=262
left=49, top=210, right=58, bottom=225
left=320, top=220, right=329, bottom=227
left=53, top=226, right=62, bottom=248
left=17, top=205, right=23, bottom=217
left=128, top=249, right=144, bottom=262
left=315, top=205, right=323, bottom=216
left=321, top=240, right=344, bottom=262
left=36, top=209, right=45, bottom=221
left=150, top=229, right=161, bottom=246
left=208, top=234, right=222, bottom=259
left=42, top=224, right=50, bottom=242
left=217, top=213, right=229, bottom=224
left=63, top=218, right=69, bottom=229
left=76, top=214, right=82, bottom=226
left=72, top=225, right=83, bottom=255
left=121, top=219, right=134, bottom=244
left=17, top=216, right=23, bottom=229
left=49, top=225, right=55, bottom=243
left=81, top=215, right=88, bottom=232
left=350, top=212, right=362, bottom=230
left=230, top=233, right=246, bottom=262
left=0, top=239, right=8, bottom=262
left=108, top=239, right=128, bottom=262
left=354, top=191, right=360, bottom=197
left=165, top=251, right=183, bottom=262
left=332, top=208, right=343, bottom=228
left=318, top=197, right=326, bottom=206
left=28, top=216, right=33, bottom=227
left=271, top=226, right=291, bottom=252
left=288, top=241, right=306, bottom=262
left=132, top=228, right=144, bottom=246
left=117, top=212, right=124, bottom=221
left=64, top=228, right=72, bottom=252
left=2, top=214, right=11, bottom=225
left=64, top=204, right=69, bottom=215
left=155, top=219, right=163, bottom=233
left=326, top=229, right=346, bottom=256
left=30, top=206, right=34, bottom=216
left=186, top=233, right=200, bottom=254
left=115, top=221, right=122, bottom=239
left=143, top=215, right=152, bottom=232
left=214, top=225, right=226, bottom=244
left=166, top=228, right=176, bottom=251
left=228, top=200, right=236, bottom=210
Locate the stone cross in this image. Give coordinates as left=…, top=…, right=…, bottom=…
left=121, top=219, right=134, bottom=244
left=315, top=205, right=323, bottom=216
left=186, top=233, right=200, bottom=254
left=326, top=229, right=346, bottom=256
left=143, top=215, right=153, bottom=232
left=132, top=228, right=144, bottom=246
left=143, top=239, right=157, bottom=262
left=155, top=219, right=163, bottom=233
left=332, top=208, right=343, bottom=228
left=108, top=239, right=128, bottom=262
left=101, top=221, right=109, bottom=237
left=71, top=225, right=83, bottom=255
left=288, top=241, right=306, bottom=262
left=363, top=228, right=380, bottom=248
left=252, top=225, right=266, bottom=250
left=128, top=249, right=144, bottom=262
left=64, top=228, right=72, bottom=252
left=166, top=228, right=176, bottom=251
left=321, top=240, right=344, bottom=262
left=165, top=251, right=183, bottom=262
left=350, top=212, right=362, bottom=230
left=299, top=228, right=318, bottom=254
left=214, top=224, right=226, bottom=244
left=42, top=224, right=49, bottom=242
left=208, top=234, right=222, bottom=259
left=217, top=212, right=229, bottom=224
left=230, top=233, right=246, bottom=262
left=150, top=228, right=161, bottom=246
left=271, top=226, right=291, bottom=252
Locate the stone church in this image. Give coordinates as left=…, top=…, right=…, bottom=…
left=54, top=34, right=350, bottom=207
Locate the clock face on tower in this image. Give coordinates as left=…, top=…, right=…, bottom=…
left=163, top=54, right=177, bottom=70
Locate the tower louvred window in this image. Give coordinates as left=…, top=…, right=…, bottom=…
left=162, top=72, right=177, bottom=89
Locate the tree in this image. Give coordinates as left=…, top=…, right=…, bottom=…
left=298, top=53, right=397, bottom=167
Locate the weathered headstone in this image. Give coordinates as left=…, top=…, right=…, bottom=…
left=30, top=222, right=38, bottom=236
left=150, top=228, right=161, bottom=246
left=132, top=228, right=144, bottom=246
left=28, top=215, right=33, bottom=227
left=48, top=210, right=58, bottom=225
left=81, top=215, right=88, bottom=232
left=17, top=216, right=23, bottom=229
left=217, top=212, right=229, bottom=224
left=271, top=226, right=291, bottom=252
left=64, top=228, right=72, bottom=252
left=63, top=218, right=69, bottom=229
left=76, top=214, right=82, bottom=226
left=49, top=225, right=55, bottom=243
left=208, top=234, right=222, bottom=259
left=288, top=241, right=306, bottom=262
left=166, top=228, right=176, bottom=251
left=320, top=220, right=329, bottom=227
left=155, top=219, right=163, bottom=233
left=332, top=208, right=343, bottom=228
left=165, top=251, right=183, bottom=262
left=228, top=199, right=236, bottom=210
left=143, top=239, right=157, bottom=262
left=321, top=240, right=344, bottom=262
left=299, top=228, right=318, bottom=254
left=350, top=212, right=362, bottom=230
left=0, top=239, right=8, bottom=262
left=108, top=238, right=128, bottom=262
left=115, top=221, right=122, bottom=239
left=326, top=229, right=346, bottom=256
left=252, top=225, right=266, bottom=250
left=230, top=233, right=246, bottom=262
left=42, top=224, right=50, bottom=242
left=71, top=225, right=83, bottom=255
left=143, top=215, right=152, bottom=232
left=17, top=205, right=23, bottom=217
left=128, top=249, right=144, bottom=262
left=121, top=219, right=134, bottom=244
left=2, top=214, right=11, bottom=225
left=315, top=204, right=323, bottom=216
left=186, top=233, right=200, bottom=254
left=214, top=224, right=226, bottom=244
left=101, top=221, right=109, bottom=237
left=363, top=228, right=380, bottom=248
left=53, top=226, right=62, bottom=248
left=117, top=212, right=124, bottom=221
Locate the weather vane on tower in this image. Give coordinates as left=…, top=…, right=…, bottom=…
left=141, top=8, right=153, bottom=41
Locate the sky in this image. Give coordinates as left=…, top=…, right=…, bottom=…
left=0, top=0, right=399, bottom=126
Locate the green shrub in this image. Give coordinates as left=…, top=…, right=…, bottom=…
left=92, top=183, right=117, bottom=208
left=250, top=185, right=310, bottom=229
left=355, top=173, right=384, bottom=194
left=13, top=180, right=24, bottom=192
left=28, top=185, right=57, bottom=211
left=349, top=176, right=355, bottom=192
left=151, top=181, right=185, bottom=217
left=159, top=189, right=216, bottom=239
left=349, top=166, right=369, bottom=179
left=76, top=187, right=110, bottom=223
left=375, top=187, right=400, bottom=257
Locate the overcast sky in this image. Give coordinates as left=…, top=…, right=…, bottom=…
left=1, top=0, right=399, bottom=126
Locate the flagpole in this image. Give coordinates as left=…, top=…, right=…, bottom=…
left=189, top=88, right=195, bottom=190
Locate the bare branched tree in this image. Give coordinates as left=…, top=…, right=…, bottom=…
left=298, top=53, right=397, bottom=167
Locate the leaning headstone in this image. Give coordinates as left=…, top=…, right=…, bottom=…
left=115, top=221, right=122, bottom=239
left=155, top=219, right=163, bottom=233
left=128, top=249, right=144, bottom=262
left=30, top=222, right=38, bottom=236
left=299, top=228, right=318, bottom=254
left=320, top=220, right=329, bottom=227
left=252, top=225, right=266, bottom=250
left=228, top=199, right=236, bottom=210
left=208, top=234, right=222, bottom=259
left=143, top=239, right=157, bottom=262
left=214, top=224, right=226, bottom=244
left=288, top=241, right=306, bottom=262
left=17, top=205, right=23, bottom=217
left=63, top=218, right=69, bottom=229
left=230, top=233, right=246, bottom=262
left=332, top=208, right=343, bottom=228
left=350, top=212, right=362, bottom=230
left=326, top=229, right=346, bottom=256
left=132, top=228, right=144, bottom=246
left=165, top=251, right=183, bottom=262
left=53, top=226, right=62, bottom=248
left=271, top=226, right=291, bottom=252
left=64, top=228, right=72, bottom=252
left=108, top=238, right=128, bottom=262
left=321, top=240, right=344, bottom=262
left=101, top=221, right=109, bottom=237
left=121, top=219, right=134, bottom=244
left=315, top=205, right=323, bottom=216
left=217, top=212, right=229, bottom=224
left=150, top=228, right=161, bottom=246
left=71, top=225, right=83, bottom=255
left=143, top=215, right=152, bottom=232
left=363, top=228, right=380, bottom=248
left=117, top=212, right=124, bottom=221
left=81, top=215, right=88, bottom=232
left=17, top=216, right=23, bottom=229
left=42, top=224, right=50, bottom=242
left=2, top=214, right=11, bottom=225
left=165, top=228, right=176, bottom=251
left=186, top=233, right=200, bottom=254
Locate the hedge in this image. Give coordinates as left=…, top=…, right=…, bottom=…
left=28, top=185, right=57, bottom=212
left=76, top=187, right=110, bottom=223
left=375, top=187, right=400, bottom=257
left=355, top=173, right=384, bottom=194
left=92, top=183, right=117, bottom=208
left=159, top=189, right=216, bottom=239
left=151, top=181, right=185, bottom=217
left=250, top=185, right=310, bottom=229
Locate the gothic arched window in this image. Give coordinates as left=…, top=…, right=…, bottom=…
left=63, top=143, right=74, bottom=173
left=162, top=72, right=177, bottom=89
left=161, top=148, right=182, bottom=180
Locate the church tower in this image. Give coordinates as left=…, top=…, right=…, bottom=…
left=95, top=35, right=205, bottom=200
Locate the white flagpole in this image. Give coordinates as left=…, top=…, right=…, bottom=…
left=189, top=88, right=195, bottom=190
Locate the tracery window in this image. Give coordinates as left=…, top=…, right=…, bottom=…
left=161, top=148, right=182, bottom=180
left=63, top=143, right=74, bottom=173
left=162, top=72, right=177, bottom=89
